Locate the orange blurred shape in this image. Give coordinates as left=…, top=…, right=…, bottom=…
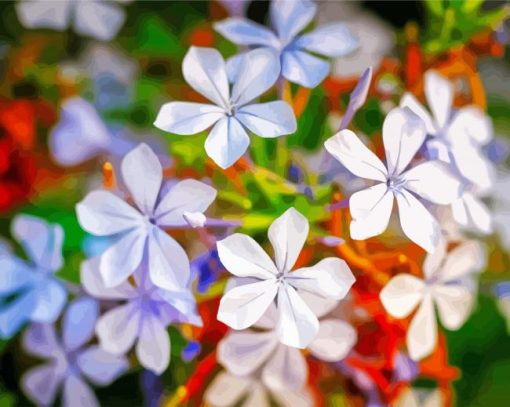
left=188, top=26, right=215, bottom=47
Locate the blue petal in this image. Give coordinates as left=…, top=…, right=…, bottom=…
left=270, top=0, right=316, bottom=43
left=63, top=297, right=99, bottom=351
left=0, top=290, right=36, bottom=338
left=30, top=278, right=67, bottom=324
left=204, top=117, right=250, bottom=169
left=293, top=23, right=359, bottom=57
left=281, top=49, right=330, bottom=88
left=214, top=17, right=279, bottom=47
left=0, top=256, right=33, bottom=295
left=236, top=101, right=297, bottom=138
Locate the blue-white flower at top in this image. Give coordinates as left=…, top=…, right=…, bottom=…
left=214, top=0, right=359, bottom=88
left=81, top=258, right=202, bottom=374
left=21, top=297, right=128, bottom=407
left=154, top=47, right=297, bottom=169
left=0, top=215, right=67, bottom=339
left=76, top=143, right=217, bottom=291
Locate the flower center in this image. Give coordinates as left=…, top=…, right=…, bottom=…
left=387, top=177, right=405, bottom=191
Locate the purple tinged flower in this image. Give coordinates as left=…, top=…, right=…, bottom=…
left=21, top=297, right=128, bottom=407
left=339, top=66, right=373, bottom=130
left=0, top=215, right=67, bottom=338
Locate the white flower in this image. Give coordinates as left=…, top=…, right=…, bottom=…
left=395, top=388, right=444, bottom=407
left=324, top=107, right=462, bottom=253
left=380, top=240, right=485, bottom=360
left=216, top=207, right=355, bottom=348
left=451, top=189, right=493, bottom=234
left=16, top=0, right=129, bottom=41
left=154, top=47, right=296, bottom=169
left=76, top=143, right=216, bottom=290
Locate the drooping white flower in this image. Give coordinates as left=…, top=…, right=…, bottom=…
left=380, top=240, right=485, bottom=360
left=154, top=47, right=296, bottom=169
left=324, top=107, right=462, bottom=253
left=216, top=207, right=355, bottom=348
left=215, top=0, right=359, bottom=88
left=16, top=0, right=129, bottom=41
left=76, top=143, right=216, bottom=291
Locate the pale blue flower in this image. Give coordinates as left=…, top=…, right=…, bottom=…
left=0, top=215, right=67, bottom=338
left=215, top=0, right=359, bottom=88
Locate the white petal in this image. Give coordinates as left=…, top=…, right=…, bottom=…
left=204, top=116, right=250, bottom=169
left=217, top=233, right=278, bottom=279
left=217, top=279, right=279, bottom=330
left=288, top=258, right=355, bottom=300
left=349, top=184, right=393, bottom=239
left=271, top=387, right=313, bottom=407
left=400, top=93, right=436, bottom=135
left=96, top=303, right=140, bottom=355
left=447, top=106, right=493, bottom=145
left=276, top=284, right=319, bottom=348
left=407, top=294, right=437, bottom=361
left=62, top=374, right=99, bottom=407
left=294, top=23, right=359, bottom=57
left=432, top=284, right=474, bottom=330
left=154, top=102, right=224, bottom=135
left=380, top=274, right=425, bottom=318
left=308, top=319, right=357, bottom=362
left=270, top=0, right=316, bottom=43
left=154, top=179, right=217, bottom=227
left=77, top=345, right=128, bottom=386
left=425, top=70, right=453, bottom=129
left=383, top=107, right=426, bottom=176
left=74, top=1, right=125, bottom=41
left=324, top=129, right=387, bottom=182
left=452, top=194, right=493, bottom=234
left=218, top=330, right=278, bottom=376
left=76, top=190, right=143, bottom=236
left=22, top=363, right=64, bottom=407
left=204, top=372, right=251, bottom=407
left=231, top=48, right=280, bottom=107
left=298, top=291, right=339, bottom=319
left=148, top=227, right=190, bottom=291
left=182, top=211, right=206, bottom=228
left=401, top=161, right=461, bottom=205
left=450, top=142, right=496, bottom=190
left=225, top=53, right=244, bottom=83
left=182, top=47, right=230, bottom=109
left=281, top=49, right=330, bottom=88
left=121, top=143, right=162, bottom=214
left=136, top=314, right=171, bottom=374
left=269, top=207, right=309, bottom=273
left=235, top=101, right=296, bottom=137
left=214, top=17, right=279, bottom=47
left=396, top=190, right=441, bottom=253
left=16, top=0, right=71, bottom=30
left=100, top=229, right=146, bottom=287
left=422, top=239, right=447, bottom=281
left=262, top=344, right=307, bottom=391
left=80, top=257, right=135, bottom=300
left=438, top=240, right=485, bottom=283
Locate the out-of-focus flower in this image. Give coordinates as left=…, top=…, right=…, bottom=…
left=190, top=248, right=225, bottom=293
left=76, top=143, right=216, bottom=290
left=217, top=207, right=355, bottom=348
left=215, top=0, right=359, bottom=88
left=21, top=298, right=128, bottom=407
left=81, top=258, right=201, bottom=374
left=380, top=240, right=485, bottom=360
left=154, top=47, right=296, bottom=169
left=492, top=171, right=510, bottom=250
left=339, top=66, right=373, bottom=130
left=0, top=215, right=67, bottom=338
left=16, top=0, right=129, bottom=41
left=451, top=189, right=493, bottom=234
left=395, top=388, right=444, bottom=407
left=325, top=107, right=461, bottom=253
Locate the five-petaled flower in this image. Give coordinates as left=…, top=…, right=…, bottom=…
left=76, top=143, right=216, bottom=290
left=215, top=0, right=359, bottom=88
left=325, top=107, right=462, bottom=253
left=216, top=207, right=355, bottom=348
left=154, top=47, right=297, bottom=169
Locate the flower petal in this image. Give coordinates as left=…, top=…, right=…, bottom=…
left=74, top=1, right=125, bottom=41
left=21, top=363, right=64, bottom=407
left=63, top=297, right=98, bottom=352
left=432, top=284, right=474, bottom=330
left=438, top=240, right=486, bottom=283
left=96, top=303, right=140, bottom=355
left=155, top=179, right=217, bottom=227
left=136, top=314, right=171, bottom=374
left=340, top=66, right=373, bottom=130
left=31, top=278, right=67, bottom=324
left=380, top=274, right=425, bottom=318
left=0, top=290, right=36, bottom=338
left=276, top=284, right=319, bottom=348
left=396, top=189, right=441, bottom=253
left=22, top=323, right=61, bottom=360
left=62, top=374, right=99, bottom=407
left=153, top=102, right=224, bottom=135
left=236, top=101, right=296, bottom=138
left=269, top=207, right=309, bottom=273
left=349, top=184, right=393, bottom=240
left=204, top=116, right=250, bottom=169
left=281, top=49, right=330, bottom=88
left=294, top=23, right=359, bottom=57
left=383, top=107, right=426, bottom=177
left=450, top=142, right=496, bottom=191
left=218, top=330, right=278, bottom=376
left=214, top=17, right=279, bottom=47
left=308, top=319, right=357, bottom=362
left=76, top=190, right=143, bottom=236
left=262, top=343, right=307, bottom=391
left=399, top=93, right=436, bottom=135
left=77, top=345, right=128, bottom=386
left=0, top=255, right=33, bottom=295
left=452, top=193, right=493, bottom=234
left=425, top=70, right=453, bottom=129
left=324, top=129, right=388, bottom=182
left=16, top=0, right=71, bottom=30
left=407, top=294, right=437, bottom=361
left=217, top=233, right=278, bottom=279
left=447, top=106, right=493, bottom=145
left=270, top=0, right=316, bottom=43
left=182, top=47, right=230, bottom=109
left=217, top=279, right=279, bottom=330
left=204, top=372, right=251, bottom=407
left=289, top=258, right=355, bottom=300
left=401, top=161, right=461, bottom=205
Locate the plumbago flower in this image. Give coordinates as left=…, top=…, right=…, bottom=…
left=380, top=240, right=485, bottom=360
left=0, top=215, right=67, bottom=338
left=154, top=47, right=296, bottom=169
left=76, top=143, right=216, bottom=290
left=400, top=71, right=496, bottom=234
left=81, top=258, right=201, bottom=374
left=21, top=298, right=128, bottom=407
left=217, top=207, right=355, bottom=348
left=324, top=107, right=462, bottom=253
left=16, top=0, right=128, bottom=41
left=215, top=0, right=359, bottom=88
